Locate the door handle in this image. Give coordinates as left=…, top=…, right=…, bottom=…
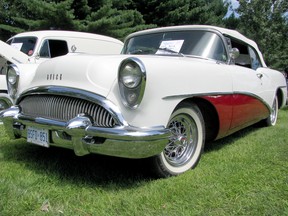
left=257, top=73, right=263, bottom=79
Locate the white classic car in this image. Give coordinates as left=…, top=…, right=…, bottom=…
left=1, top=25, right=287, bottom=177
left=0, top=30, right=123, bottom=111
left=283, top=67, right=288, bottom=104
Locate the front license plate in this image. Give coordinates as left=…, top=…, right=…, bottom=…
left=27, top=126, right=49, bottom=147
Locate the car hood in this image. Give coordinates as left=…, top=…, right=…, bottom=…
left=27, top=54, right=218, bottom=98
left=28, top=54, right=129, bottom=97
left=0, top=40, right=30, bottom=64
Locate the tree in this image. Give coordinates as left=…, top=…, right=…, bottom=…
left=236, top=0, right=288, bottom=70
left=83, top=0, right=154, bottom=40
left=0, top=0, right=153, bottom=41
left=132, top=0, right=229, bottom=27
left=0, top=0, right=24, bottom=39
left=0, top=0, right=78, bottom=40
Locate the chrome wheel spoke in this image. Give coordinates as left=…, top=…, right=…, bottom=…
left=164, top=114, right=198, bottom=167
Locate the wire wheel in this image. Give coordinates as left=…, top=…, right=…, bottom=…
left=164, top=114, right=198, bottom=167
left=265, top=96, right=278, bottom=126
left=151, top=102, right=205, bottom=177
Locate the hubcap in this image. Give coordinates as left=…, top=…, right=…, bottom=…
left=164, top=114, right=198, bottom=167
left=270, top=99, right=277, bottom=123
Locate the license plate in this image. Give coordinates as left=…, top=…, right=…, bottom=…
left=27, top=126, right=49, bottom=147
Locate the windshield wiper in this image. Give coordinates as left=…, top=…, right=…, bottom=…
left=157, top=47, right=185, bottom=57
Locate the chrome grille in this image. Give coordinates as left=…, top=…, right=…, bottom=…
left=19, top=95, right=117, bottom=127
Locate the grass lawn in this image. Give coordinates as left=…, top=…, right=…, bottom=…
left=0, top=107, right=287, bottom=215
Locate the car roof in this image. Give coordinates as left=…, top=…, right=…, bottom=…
left=125, top=25, right=258, bottom=50
left=9, top=30, right=123, bottom=45
left=125, top=25, right=267, bottom=67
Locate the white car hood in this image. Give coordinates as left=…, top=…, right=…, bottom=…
left=0, top=40, right=30, bottom=64
left=27, top=54, right=220, bottom=99
left=29, top=54, right=128, bottom=97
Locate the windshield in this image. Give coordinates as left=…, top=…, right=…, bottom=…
left=6, top=36, right=37, bottom=56
left=123, top=30, right=228, bottom=62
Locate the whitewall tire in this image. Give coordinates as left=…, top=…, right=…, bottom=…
left=151, top=102, right=205, bottom=177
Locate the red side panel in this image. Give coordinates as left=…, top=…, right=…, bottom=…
left=203, top=94, right=269, bottom=139
left=203, top=95, right=233, bottom=138
left=231, top=94, right=269, bottom=130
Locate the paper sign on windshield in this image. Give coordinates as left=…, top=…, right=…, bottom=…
left=11, top=43, right=23, bottom=51
left=156, top=40, right=184, bottom=54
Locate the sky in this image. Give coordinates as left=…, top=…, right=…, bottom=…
left=225, top=0, right=240, bottom=17
left=230, top=0, right=240, bottom=9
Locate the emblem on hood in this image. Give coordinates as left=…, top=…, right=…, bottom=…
left=47, top=74, right=62, bottom=80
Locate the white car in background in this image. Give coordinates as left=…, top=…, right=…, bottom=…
left=1, top=25, right=286, bottom=177
left=0, top=30, right=123, bottom=111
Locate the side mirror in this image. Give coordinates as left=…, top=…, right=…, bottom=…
left=35, top=52, right=40, bottom=60
left=230, top=48, right=240, bottom=60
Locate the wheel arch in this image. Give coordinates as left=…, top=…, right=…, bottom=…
left=174, top=97, right=219, bottom=142
left=276, top=87, right=285, bottom=109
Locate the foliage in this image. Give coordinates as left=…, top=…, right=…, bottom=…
left=132, top=0, right=228, bottom=26
left=83, top=1, right=154, bottom=40
left=0, top=0, right=153, bottom=40
left=235, top=0, right=288, bottom=70
left=0, top=108, right=288, bottom=215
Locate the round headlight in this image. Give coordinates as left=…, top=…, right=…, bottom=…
left=120, top=62, right=142, bottom=88
left=7, top=67, right=17, bottom=85
left=6, top=64, right=20, bottom=100
left=118, top=57, right=146, bottom=109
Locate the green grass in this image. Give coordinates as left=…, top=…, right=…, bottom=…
left=1, top=108, right=288, bottom=215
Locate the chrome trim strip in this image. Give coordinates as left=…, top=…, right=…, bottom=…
left=162, top=91, right=234, bottom=100
left=162, top=91, right=272, bottom=112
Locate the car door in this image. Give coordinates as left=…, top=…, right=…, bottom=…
left=230, top=42, right=270, bottom=131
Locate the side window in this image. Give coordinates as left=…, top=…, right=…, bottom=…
left=248, top=46, right=262, bottom=70
left=39, top=40, right=68, bottom=58
left=49, top=40, right=68, bottom=58
left=230, top=40, right=251, bottom=68
left=229, top=38, right=262, bottom=70
left=39, top=40, right=50, bottom=58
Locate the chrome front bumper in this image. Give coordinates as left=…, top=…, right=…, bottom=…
left=0, top=106, right=171, bottom=158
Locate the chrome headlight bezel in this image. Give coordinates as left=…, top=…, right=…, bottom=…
left=6, top=64, right=20, bottom=100
left=118, top=57, right=146, bottom=109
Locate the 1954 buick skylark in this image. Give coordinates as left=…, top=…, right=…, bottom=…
left=1, top=25, right=287, bottom=177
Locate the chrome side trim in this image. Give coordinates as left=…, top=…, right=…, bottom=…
left=162, top=91, right=272, bottom=112
left=162, top=91, right=234, bottom=100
